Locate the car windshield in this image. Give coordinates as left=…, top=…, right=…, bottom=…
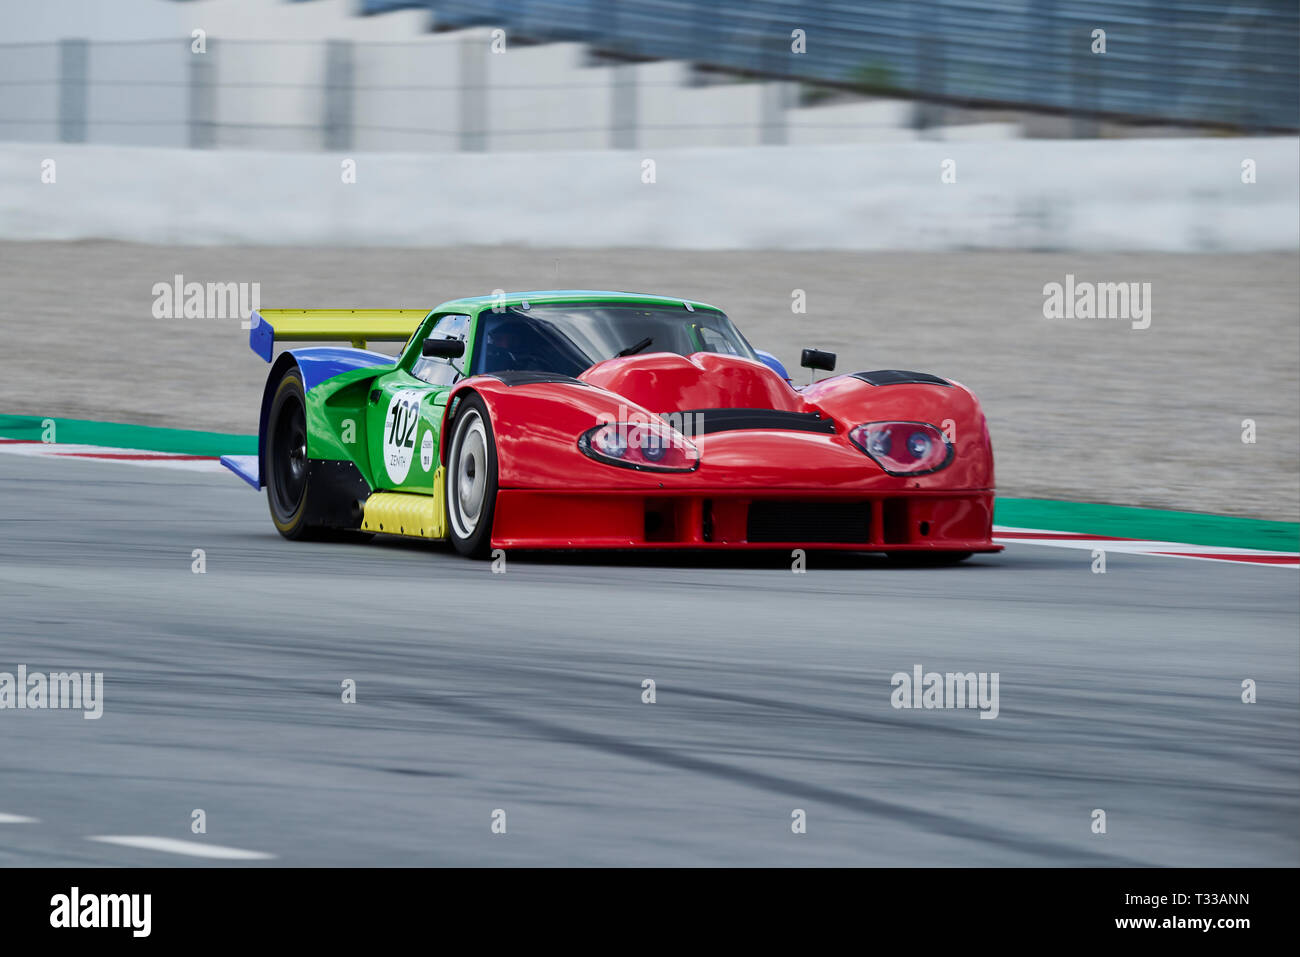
left=473, top=303, right=757, bottom=378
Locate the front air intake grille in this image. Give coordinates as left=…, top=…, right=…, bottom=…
left=746, top=501, right=871, bottom=544
left=678, top=408, right=836, bottom=435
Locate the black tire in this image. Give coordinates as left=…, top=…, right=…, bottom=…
left=265, top=367, right=329, bottom=541
left=445, top=393, right=499, bottom=559
left=886, top=551, right=973, bottom=566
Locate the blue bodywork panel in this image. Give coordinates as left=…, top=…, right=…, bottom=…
left=220, top=454, right=260, bottom=489
left=249, top=312, right=277, bottom=362
left=755, top=349, right=791, bottom=382
left=290, top=346, right=395, bottom=392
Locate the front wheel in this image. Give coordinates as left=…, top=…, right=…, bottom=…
left=445, top=394, right=499, bottom=558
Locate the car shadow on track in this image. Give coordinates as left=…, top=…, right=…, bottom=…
left=228, top=529, right=1046, bottom=572
left=357, top=534, right=1013, bottom=572
left=508, top=551, right=1012, bottom=572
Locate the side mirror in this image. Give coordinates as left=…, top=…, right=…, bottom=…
left=800, top=348, right=836, bottom=372
left=422, top=337, right=465, bottom=359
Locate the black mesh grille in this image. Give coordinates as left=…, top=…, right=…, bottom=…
left=678, top=408, right=836, bottom=435
left=746, top=501, right=871, bottom=544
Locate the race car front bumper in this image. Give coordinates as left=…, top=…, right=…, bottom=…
left=488, top=488, right=1000, bottom=552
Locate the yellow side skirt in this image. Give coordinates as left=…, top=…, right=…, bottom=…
left=360, top=468, right=447, bottom=540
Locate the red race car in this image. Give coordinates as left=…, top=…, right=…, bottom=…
left=226, top=291, right=1000, bottom=562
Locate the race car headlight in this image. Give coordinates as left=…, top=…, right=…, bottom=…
left=849, top=421, right=953, bottom=475
left=579, top=422, right=700, bottom=472
left=593, top=426, right=627, bottom=459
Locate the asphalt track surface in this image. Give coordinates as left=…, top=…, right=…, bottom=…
left=1, top=455, right=1297, bottom=866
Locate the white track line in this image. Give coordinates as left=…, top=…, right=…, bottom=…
left=0, top=813, right=39, bottom=824
left=88, top=836, right=275, bottom=860
left=993, top=526, right=1299, bottom=567
left=0, top=442, right=227, bottom=473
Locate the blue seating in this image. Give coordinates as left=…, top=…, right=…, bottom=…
left=362, top=0, right=1299, bottom=130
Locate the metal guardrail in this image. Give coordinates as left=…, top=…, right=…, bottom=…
left=366, top=0, right=1300, bottom=131
left=0, top=35, right=802, bottom=151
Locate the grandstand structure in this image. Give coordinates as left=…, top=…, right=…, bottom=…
left=0, top=0, right=1294, bottom=152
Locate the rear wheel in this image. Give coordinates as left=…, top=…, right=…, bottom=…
left=445, top=394, right=499, bottom=558
left=266, top=368, right=330, bottom=541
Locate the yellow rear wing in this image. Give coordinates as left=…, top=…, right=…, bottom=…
left=249, top=308, right=429, bottom=362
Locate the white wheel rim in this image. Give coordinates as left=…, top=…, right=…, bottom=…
left=449, top=410, right=488, bottom=539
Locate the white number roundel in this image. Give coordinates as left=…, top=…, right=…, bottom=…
left=383, top=389, right=426, bottom=484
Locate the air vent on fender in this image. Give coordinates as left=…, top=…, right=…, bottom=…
left=849, top=370, right=950, bottom=387
left=487, top=371, right=590, bottom=387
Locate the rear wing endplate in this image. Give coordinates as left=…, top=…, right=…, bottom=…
left=248, top=309, right=429, bottom=362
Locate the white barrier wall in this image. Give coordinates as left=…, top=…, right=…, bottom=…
left=1, top=138, right=1295, bottom=250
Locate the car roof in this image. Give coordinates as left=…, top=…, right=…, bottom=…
left=429, top=290, right=724, bottom=315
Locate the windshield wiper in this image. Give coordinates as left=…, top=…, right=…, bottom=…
left=615, top=336, right=654, bottom=357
